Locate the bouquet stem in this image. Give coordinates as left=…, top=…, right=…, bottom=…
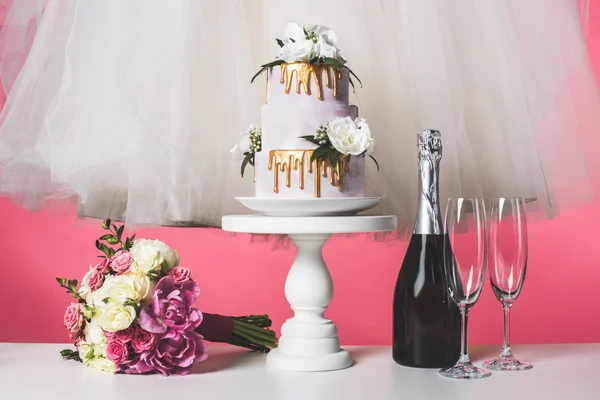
left=197, top=313, right=278, bottom=353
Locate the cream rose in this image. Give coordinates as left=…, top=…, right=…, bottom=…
left=78, top=266, right=94, bottom=300
left=90, top=275, right=140, bottom=306
left=327, top=117, right=374, bottom=156
left=78, top=342, right=95, bottom=363
left=127, top=272, right=155, bottom=306
left=95, top=301, right=136, bottom=332
left=85, top=357, right=117, bottom=373
left=130, top=239, right=179, bottom=274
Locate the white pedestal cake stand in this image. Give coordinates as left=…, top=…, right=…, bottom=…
left=222, top=213, right=397, bottom=372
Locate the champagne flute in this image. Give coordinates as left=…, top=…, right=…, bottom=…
left=439, top=198, right=491, bottom=379
left=483, top=197, right=533, bottom=371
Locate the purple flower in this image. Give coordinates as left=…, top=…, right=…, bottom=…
left=139, top=276, right=202, bottom=334
left=121, top=331, right=208, bottom=376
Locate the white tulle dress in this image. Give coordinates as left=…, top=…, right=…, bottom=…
left=0, top=0, right=598, bottom=233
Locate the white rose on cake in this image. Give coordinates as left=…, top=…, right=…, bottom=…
left=277, top=22, right=345, bottom=64
left=327, top=117, right=375, bottom=156
left=278, top=40, right=316, bottom=63
left=230, top=130, right=251, bottom=161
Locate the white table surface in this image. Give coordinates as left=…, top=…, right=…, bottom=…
left=1, top=343, right=598, bottom=400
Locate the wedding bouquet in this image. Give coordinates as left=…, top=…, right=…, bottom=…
left=58, top=220, right=277, bottom=376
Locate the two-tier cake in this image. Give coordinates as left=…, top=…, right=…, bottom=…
left=231, top=23, right=377, bottom=199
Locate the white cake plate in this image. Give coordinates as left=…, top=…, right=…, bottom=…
left=222, top=214, right=398, bottom=372
left=235, top=197, right=382, bottom=217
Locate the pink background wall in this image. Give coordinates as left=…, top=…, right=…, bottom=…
left=0, top=6, right=599, bottom=345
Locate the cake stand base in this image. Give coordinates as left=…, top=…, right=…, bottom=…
left=222, top=214, right=397, bottom=372
left=267, top=348, right=352, bottom=372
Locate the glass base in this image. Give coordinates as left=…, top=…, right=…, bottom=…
left=483, top=356, right=533, bottom=371
left=439, top=362, right=492, bottom=380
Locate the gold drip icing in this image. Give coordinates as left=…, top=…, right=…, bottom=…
left=279, top=63, right=342, bottom=101
left=268, top=149, right=350, bottom=197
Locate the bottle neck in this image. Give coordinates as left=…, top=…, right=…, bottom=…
left=413, top=158, right=443, bottom=235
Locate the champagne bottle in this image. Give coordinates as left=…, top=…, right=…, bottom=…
left=392, top=129, right=461, bottom=368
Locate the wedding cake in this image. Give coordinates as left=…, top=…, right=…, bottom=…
left=231, top=23, right=377, bottom=199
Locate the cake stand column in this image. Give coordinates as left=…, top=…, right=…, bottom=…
left=267, top=233, right=352, bottom=372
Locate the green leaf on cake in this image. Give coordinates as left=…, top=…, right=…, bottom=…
left=369, top=155, right=380, bottom=171
left=251, top=60, right=286, bottom=84
left=276, top=38, right=285, bottom=48
left=349, top=77, right=356, bottom=93
left=345, top=67, right=363, bottom=88
left=328, top=150, right=340, bottom=176
left=321, top=57, right=344, bottom=71
left=310, top=147, right=329, bottom=164
left=241, top=153, right=253, bottom=177
left=299, top=135, right=320, bottom=146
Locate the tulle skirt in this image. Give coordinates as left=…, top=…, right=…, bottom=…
left=0, top=0, right=598, bottom=234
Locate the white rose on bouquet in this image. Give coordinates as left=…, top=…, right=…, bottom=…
left=91, top=274, right=140, bottom=305
left=95, top=301, right=137, bottom=332
left=327, top=117, right=374, bottom=156
left=86, top=357, right=117, bottom=373
left=78, top=342, right=95, bottom=363
left=130, top=238, right=179, bottom=273
left=128, top=272, right=155, bottom=306
left=78, top=266, right=94, bottom=300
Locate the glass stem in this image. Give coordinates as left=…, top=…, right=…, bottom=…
left=459, top=304, right=471, bottom=364
left=501, top=303, right=513, bottom=358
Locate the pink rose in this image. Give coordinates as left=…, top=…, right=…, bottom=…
left=105, top=324, right=136, bottom=343
left=88, top=268, right=105, bottom=292
left=111, top=251, right=134, bottom=275
left=123, top=331, right=207, bottom=376
left=168, top=267, right=191, bottom=284
left=106, top=340, right=129, bottom=365
left=95, top=258, right=111, bottom=274
left=63, top=303, right=84, bottom=339
left=131, top=327, right=158, bottom=354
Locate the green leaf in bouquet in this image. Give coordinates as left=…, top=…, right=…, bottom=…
left=123, top=298, right=138, bottom=309
left=117, top=225, right=125, bottom=240
left=112, top=224, right=118, bottom=232
left=299, top=135, right=321, bottom=146
left=95, top=240, right=102, bottom=251
left=328, top=150, right=340, bottom=176
left=106, top=236, right=120, bottom=245
left=56, top=277, right=67, bottom=287
left=60, top=349, right=82, bottom=362
left=99, top=234, right=116, bottom=241
left=310, top=146, right=329, bottom=164
left=101, top=219, right=111, bottom=230
left=369, top=155, right=380, bottom=171
left=309, top=56, right=320, bottom=65
left=289, top=38, right=296, bottom=43
left=276, top=38, right=284, bottom=47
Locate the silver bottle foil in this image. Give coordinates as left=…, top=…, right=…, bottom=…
left=413, top=129, right=443, bottom=235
